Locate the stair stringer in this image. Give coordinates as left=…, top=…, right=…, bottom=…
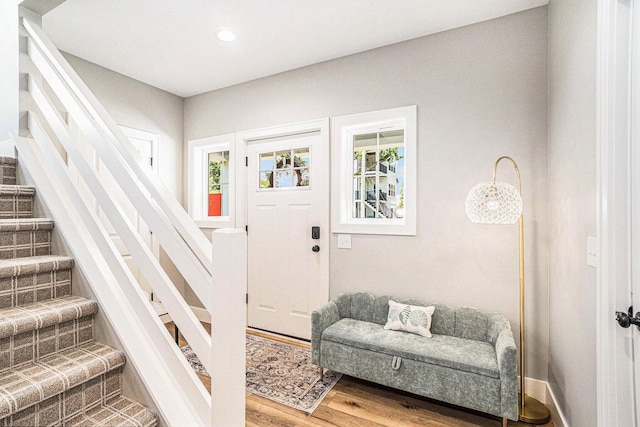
left=13, top=134, right=210, bottom=427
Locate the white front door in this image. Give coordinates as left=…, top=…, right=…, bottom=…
left=244, top=120, right=329, bottom=340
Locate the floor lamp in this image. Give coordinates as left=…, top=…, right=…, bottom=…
left=465, top=156, right=550, bottom=424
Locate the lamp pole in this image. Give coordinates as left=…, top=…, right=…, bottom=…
left=492, top=157, right=549, bottom=424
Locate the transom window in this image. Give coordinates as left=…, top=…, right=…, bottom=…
left=258, top=148, right=311, bottom=189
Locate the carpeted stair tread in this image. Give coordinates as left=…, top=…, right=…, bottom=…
left=0, top=342, right=125, bottom=418
left=0, top=218, right=54, bottom=232
left=0, top=255, right=73, bottom=279
left=0, top=185, right=35, bottom=196
left=0, top=158, right=16, bottom=166
left=0, top=295, right=97, bottom=339
left=68, top=396, right=157, bottom=427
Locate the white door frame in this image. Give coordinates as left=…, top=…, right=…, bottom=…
left=235, top=118, right=330, bottom=335
left=118, top=125, right=161, bottom=286
left=119, top=125, right=160, bottom=173
left=596, top=0, right=637, bottom=425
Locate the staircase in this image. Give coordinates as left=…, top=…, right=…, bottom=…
left=0, top=157, right=157, bottom=426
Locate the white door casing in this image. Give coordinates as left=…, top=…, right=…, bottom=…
left=111, top=127, right=160, bottom=295
left=596, top=0, right=637, bottom=426
left=240, top=119, right=329, bottom=340
left=631, top=0, right=640, bottom=423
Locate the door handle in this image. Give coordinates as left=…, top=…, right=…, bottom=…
left=615, top=306, right=640, bottom=329
left=312, top=245, right=320, bottom=252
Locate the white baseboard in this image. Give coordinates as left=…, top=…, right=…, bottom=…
left=524, top=377, right=548, bottom=403
left=546, top=382, right=569, bottom=427
left=522, top=377, right=568, bottom=427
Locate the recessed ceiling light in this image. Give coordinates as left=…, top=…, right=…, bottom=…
left=216, top=29, right=236, bottom=43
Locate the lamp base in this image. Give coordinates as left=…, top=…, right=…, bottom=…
left=518, top=394, right=550, bottom=424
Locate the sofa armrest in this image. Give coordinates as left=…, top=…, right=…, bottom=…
left=495, top=328, right=518, bottom=421
left=311, top=301, right=340, bottom=366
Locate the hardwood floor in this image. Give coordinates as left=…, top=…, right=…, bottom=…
left=165, top=322, right=554, bottom=427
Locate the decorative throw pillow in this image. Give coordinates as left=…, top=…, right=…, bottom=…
left=384, top=300, right=435, bottom=338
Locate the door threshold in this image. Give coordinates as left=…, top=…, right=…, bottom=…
left=247, top=327, right=311, bottom=348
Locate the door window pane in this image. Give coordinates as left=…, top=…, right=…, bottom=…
left=258, top=148, right=311, bottom=190
left=276, top=151, right=292, bottom=168
left=275, top=169, right=293, bottom=188
left=259, top=152, right=275, bottom=188
left=260, top=152, right=274, bottom=170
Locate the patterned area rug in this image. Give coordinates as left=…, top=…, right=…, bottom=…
left=181, top=334, right=342, bottom=414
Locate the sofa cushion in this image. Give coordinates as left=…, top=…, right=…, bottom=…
left=322, top=318, right=500, bottom=378
left=454, top=307, right=488, bottom=342
left=350, top=293, right=375, bottom=322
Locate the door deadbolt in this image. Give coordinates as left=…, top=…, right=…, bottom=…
left=616, top=306, right=640, bottom=330
left=312, top=226, right=320, bottom=240
left=312, top=245, right=320, bottom=252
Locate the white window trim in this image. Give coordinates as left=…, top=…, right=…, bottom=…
left=187, top=134, right=235, bottom=229
left=331, top=105, right=417, bottom=236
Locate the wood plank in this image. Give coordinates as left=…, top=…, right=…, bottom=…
left=248, top=393, right=385, bottom=427
left=310, top=405, right=388, bottom=427
left=247, top=393, right=316, bottom=422
left=246, top=397, right=335, bottom=427
left=331, top=377, right=500, bottom=426
left=327, top=391, right=477, bottom=427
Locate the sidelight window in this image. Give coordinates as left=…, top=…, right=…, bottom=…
left=332, top=106, right=416, bottom=236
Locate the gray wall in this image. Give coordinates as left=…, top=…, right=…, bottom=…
left=547, top=0, right=598, bottom=425
left=0, top=2, right=20, bottom=155
left=184, top=8, right=550, bottom=381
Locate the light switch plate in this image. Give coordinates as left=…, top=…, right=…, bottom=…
left=337, top=234, right=351, bottom=249
left=587, top=236, right=598, bottom=267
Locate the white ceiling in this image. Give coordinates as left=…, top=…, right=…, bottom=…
left=43, top=0, right=548, bottom=98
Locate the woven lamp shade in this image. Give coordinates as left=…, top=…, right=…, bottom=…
left=465, top=181, right=522, bottom=225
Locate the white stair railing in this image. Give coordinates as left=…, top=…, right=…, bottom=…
left=12, top=133, right=211, bottom=426
left=22, top=19, right=214, bottom=298
left=28, top=95, right=212, bottom=375
left=13, top=16, right=232, bottom=426
left=22, top=16, right=213, bottom=355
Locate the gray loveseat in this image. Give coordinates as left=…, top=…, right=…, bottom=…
left=311, top=293, right=518, bottom=423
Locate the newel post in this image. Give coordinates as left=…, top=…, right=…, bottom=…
left=211, top=229, right=247, bottom=426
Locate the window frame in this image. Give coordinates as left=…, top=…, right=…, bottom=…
left=187, top=134, right=235, bottom=229
left=331, top=106, right=417, bottom=236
